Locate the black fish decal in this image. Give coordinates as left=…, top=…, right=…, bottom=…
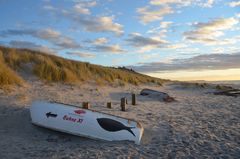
left=46, top=112, right=57, bottom=118
left=97, top=118, right=135, bottom=136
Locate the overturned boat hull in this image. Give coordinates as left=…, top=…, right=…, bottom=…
left=30, top=101, right=144, bottom=144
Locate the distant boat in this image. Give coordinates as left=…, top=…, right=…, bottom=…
left=30, top=101, right=144, bottom=144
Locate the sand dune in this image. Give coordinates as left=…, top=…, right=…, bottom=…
left=0, top=80, right=240, bottom=158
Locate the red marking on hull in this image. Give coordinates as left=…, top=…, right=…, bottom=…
left=74, top=109, right=86, bottom=115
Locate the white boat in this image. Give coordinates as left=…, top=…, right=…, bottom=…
left=30, top=101, right=144, bottom=144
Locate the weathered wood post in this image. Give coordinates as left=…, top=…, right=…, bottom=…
left=82, top=102, right=90, bottom=109
left=132, top=93, right=136, bottom=105
left=121, top=97, right=126, bottom=111
left=107, top=102, right=112, bottom=109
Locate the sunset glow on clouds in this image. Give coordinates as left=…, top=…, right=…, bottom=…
left=0, top=0, right=239, bottom=81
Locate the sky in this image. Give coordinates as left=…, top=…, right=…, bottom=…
left=0, top=0, right=240, bottom=81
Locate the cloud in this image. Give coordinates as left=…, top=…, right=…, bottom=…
left=0, top=28, right=81, bottom=49
left=127, top=33, right=168, bottom=47
left=140, top=53, right=160, bottom=61
left=43, top=5, right=56, bottom=11
left=36, top=29, right=79, bottom=49
left=229, top=1, right=240, bottom=7
left=147, top=21, right=172, bottom=39
left=203, top=0, right=215, bottom=7
left=126, top=33, right=168, bottom=52
left=9, top=40, right=57, bottom=54
left=147, top=28, right=168, bottom=38
left=130, top=53, right=240, bottom=73
left=149, top=0, right=191, bottom=6
left=164, top=43, right=187, bottom=49
left=183, top=17, right=239, bottom=45
left=36, top=28, right=61, bottom=39
left=66, top=51, right=96, bottom=58
left=72, top=16, right=124, bottom=36
left=136, top=0, right=217, bottom=24
left=74, top=5, right=91, bottom=15
left=149, top=0, right=215, bottom=7
left=137, top=6, right=174, bottom=24
left=94, top=44, right=125, bottom=53
left=160, top=21, right=173, bottom=29
left=211, top=47, right=225, bottom=54
left=73, top=1, right=97, bottom=15
left=93, top=37, right=108, bottom=45
left=126, top=33, right=187, bottom=52
left=42, top=2, right=123, bottom=36
left=150, top=0, right=179, bottom=5
left=0, top=29, right=35, bottom=37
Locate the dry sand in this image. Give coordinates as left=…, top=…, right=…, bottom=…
left=0, top=80, right=240, bottom=159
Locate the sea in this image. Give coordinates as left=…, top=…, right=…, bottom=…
left=191, top=80, right=240, bottom=89
left=209, top=80, right=240, bottom=89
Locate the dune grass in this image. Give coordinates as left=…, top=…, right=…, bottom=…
left=0, top=46, right=167, bottom=86
left=0, top=50, right=23, bottom=89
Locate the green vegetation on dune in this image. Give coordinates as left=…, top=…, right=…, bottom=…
left=0, top=46, right=167, bottom=87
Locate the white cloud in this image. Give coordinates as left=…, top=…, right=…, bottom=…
left=148, top=0, right=217, bottom=8
left=149, top=0, right=194, bottom=7
left=212, top=47, right=225, bottom=53
left=43, top=2, right=123, bottom=36
left=201, top=0, right=215, bottom=8
left=147, top=28, right=167, bottom=38
left=184, top=17, right=239, bottom=45
left=147, top=22, right=172, bottom=38
left=36, top=28, right=81, bottom=48
left=126, top=33, right=187, bottom=52
left=165, top=43, right=187, bottom=49
left=94, top=44, right=125, bottom=53
left=74, top=5, right=91, bottom=15
left=229, top=1, right=240, bottom=7
left=66, top=51, right=96, bottom=58
left=150, top=0, right=184, bottom=6
left=73, top=1, right=97, bottom=15
left=9, top=40, right=57, bottom=54
left=0, top=28, right=81, bottom=49
left=93, top=37, right=108, bottom=45
left=130, top=53, right=240, bottom=72
left=160, top=21, right=173, bottom=28
left=37, top=28, right=61, bottom=39
left=43, top=5, right=56, bottom=11
left=73, top=16, right=124, bottom=36
left=127, top=33, right=168, bottom=47
left=126, top=33, right=169, bottom=52
left=137, top=6, right=174, bottom=24
left=141, top=53, right=160, bottom=61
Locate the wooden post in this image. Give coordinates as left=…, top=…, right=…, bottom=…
left=82, top=102, right=90, bottom=109
left=107, top=102, right=112, bottom=109
left=132, top=93, right=136, bottom=105
left=121, top=97, right=126, bottom=111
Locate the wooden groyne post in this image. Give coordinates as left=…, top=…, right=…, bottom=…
left=107, top=102, right=112, bottom=109
left=132, top=93, right=136, bottom=105
left=82, top=102, right=90, bottom=109
left=121, top=97, right=126, bottom=111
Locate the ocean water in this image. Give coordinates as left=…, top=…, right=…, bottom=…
left=210, top=80, right=240, bottom=89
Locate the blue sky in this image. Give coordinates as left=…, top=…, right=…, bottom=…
left=0, top=0, right=240, bottom=80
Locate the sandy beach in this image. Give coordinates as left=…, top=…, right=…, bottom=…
left=0, top=79, right=239, bottom=159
